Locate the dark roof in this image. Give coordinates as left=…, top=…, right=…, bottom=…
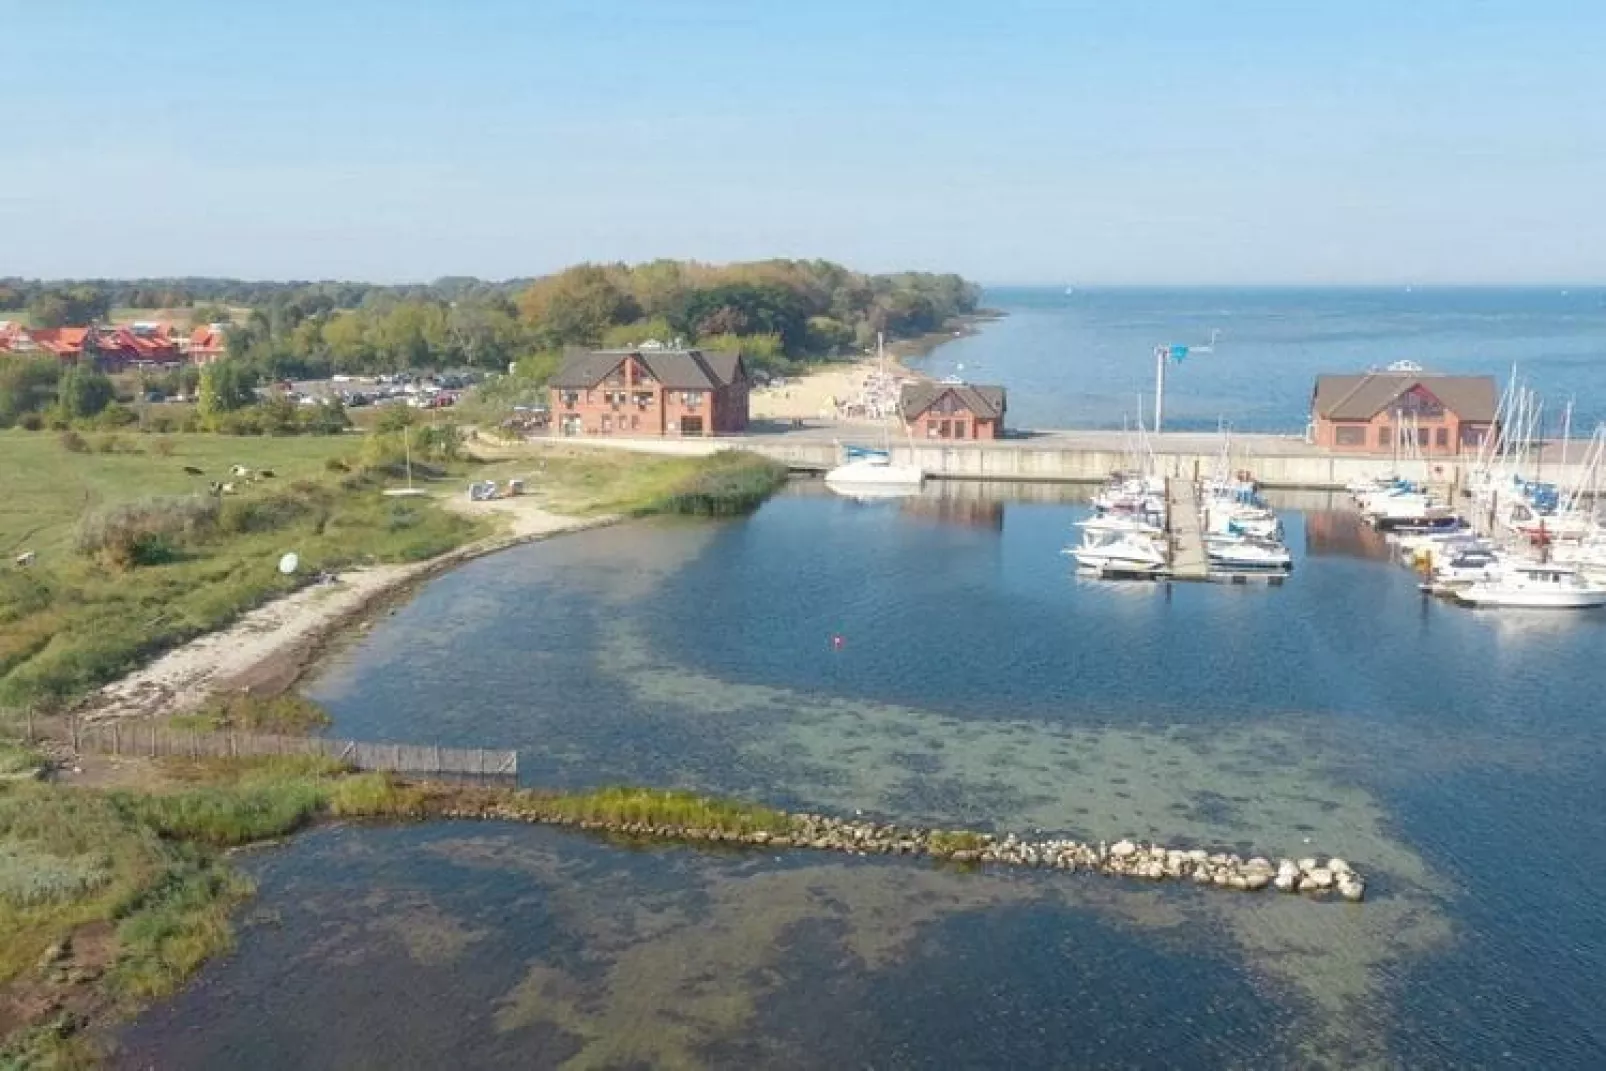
left=549, top=349, right=746, bottom=391
left=899, top=381, right=1007, bottom=421
left=1312, top=372, right=1498, bottom=422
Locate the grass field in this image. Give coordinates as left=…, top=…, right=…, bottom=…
left=0, top=431, right=484, bottom=710
left=0, top=431, right=355, bottom=559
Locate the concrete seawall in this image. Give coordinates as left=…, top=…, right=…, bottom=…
left=531, top=427, right=1598, bottom=491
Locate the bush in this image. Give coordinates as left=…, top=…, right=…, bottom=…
left=652, top=451, right=788, bottom=516
left=217, top=487, right=323, bottom=535
left=90, top=404, right=139, bottom=429
left=93, top=433, right=124, bottom=455
left=323, top=457, right=350, bottom=473
left=0, top=843, right=112, bottom=907
left=18, top=412, right=43, bottom=431
left=184, top=692, right=333, bottom=735
left=58, top=430, right=87, bottom=453
left=75, top=495, right=220, bottom=569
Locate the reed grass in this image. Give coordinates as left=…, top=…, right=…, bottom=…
left=927, top=829, right=989, bottom=854
left=521, top=784, right=793, bottom=834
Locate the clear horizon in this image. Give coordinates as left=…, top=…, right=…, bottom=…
left=5, top=1, right=1604, bottom=285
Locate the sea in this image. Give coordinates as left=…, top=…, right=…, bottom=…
left=913, top=286, right=1606, bottom=434
left=114, top=291, right=1606, bottom=1069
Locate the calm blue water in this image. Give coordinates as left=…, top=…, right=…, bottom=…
left=912, top=287, right=1606, bottom=433
left=120, top=485, right=1606, bottom=1068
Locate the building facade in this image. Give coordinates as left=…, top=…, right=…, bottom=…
left=549, top=348, right=750, bottom=438
left=898, top=381, right=1007, bottom=441
left=1310, top=369, right=1498, bottom=455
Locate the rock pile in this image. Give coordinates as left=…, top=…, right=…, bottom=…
left=429, top=800, right=1366, bottom=903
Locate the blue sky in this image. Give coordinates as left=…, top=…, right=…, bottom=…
left=3, top=0, right=1603, bottom=284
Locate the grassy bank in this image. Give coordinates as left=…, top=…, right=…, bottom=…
left=473, top=446, right=788, bottom=518
left=0, top=431, right=486, bottom=714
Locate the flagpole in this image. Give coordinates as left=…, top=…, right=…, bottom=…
left=1154, top=345, right=1166, bottom=435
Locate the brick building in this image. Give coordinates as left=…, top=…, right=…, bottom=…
left=1311, top=367, right=1498, bottom=455
left=898, top=381, right=1008, bottom=440
left=549, top=347, right=750, bottom=437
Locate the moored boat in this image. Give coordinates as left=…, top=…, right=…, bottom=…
left=1453, top=562, right=1606, bottom=609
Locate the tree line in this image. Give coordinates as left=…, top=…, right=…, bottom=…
left=3, top=261, right=981, bottom=381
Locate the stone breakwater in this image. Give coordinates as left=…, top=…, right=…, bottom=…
left=430, top=801, right=1366, bottom=903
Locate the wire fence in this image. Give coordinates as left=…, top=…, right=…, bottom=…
left=74, top=722, right=517, bottom=780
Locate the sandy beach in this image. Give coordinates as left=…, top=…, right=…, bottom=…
left=748, top=316, right=995, bottom=422
left=749, top=351, right=929, bottom=422
left=78, top=498, right=615, bottom=723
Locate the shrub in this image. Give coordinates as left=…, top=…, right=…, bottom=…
left=153, top=437, right=176, bottom=457
left=91, top=404, right=139, bottom=429
left=323, top=457, right=350, bottom=473
left=652, top=451, right=788, bottom=516
left=58, top=429, right=87, bottom=453
left=0, top=843, right=112, bottom=907
left=17, top=412, right=43, bottom=431
left=93, top=433, right=122, bottom=454
left=149, top=414, right=176, bottom=434
left=75, top=495, right=220, bottom=569
left=217, top=487, right=323, bottom=535
left=186, top=692, right=333, bottom=735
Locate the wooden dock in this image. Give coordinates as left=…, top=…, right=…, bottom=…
left=1165, top=478, right=1210, bottom=580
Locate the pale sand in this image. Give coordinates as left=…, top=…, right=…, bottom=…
left=748, top=354, right=928, bottom=422
left=79, top=498, right=614, bottom=723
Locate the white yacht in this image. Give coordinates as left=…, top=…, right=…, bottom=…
left=1454, top=563, right=1606, bottom=609
left=1206, top=537, right=1292, bottom=570
left=824, top=447, right=923, bottom=490
left=1066, top=531, right=1166, bottom=575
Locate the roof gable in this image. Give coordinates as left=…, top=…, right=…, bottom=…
left=1312, top=372, right=1497, bottom=422
left=899, top=382, right=1007, bottom=421
left=551, top=349, right=749, bottom=391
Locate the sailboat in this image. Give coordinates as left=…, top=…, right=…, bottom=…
left=825, top=334, right=924, bottom=492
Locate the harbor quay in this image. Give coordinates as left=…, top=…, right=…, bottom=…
left=531, top=423, right=1601, bottom=493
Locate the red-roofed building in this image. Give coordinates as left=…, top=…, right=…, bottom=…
left=92, top=325, right=182, bottom=369
left=0, top=321, right=36, bottom=353
left=187, top=324, right=229, bottom=365
left=28, top=327, right=92, bottom=361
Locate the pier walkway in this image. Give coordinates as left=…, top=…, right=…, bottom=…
left=1166, top=478, right=1210, bottom=580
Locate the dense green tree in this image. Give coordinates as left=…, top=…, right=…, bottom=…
left=0, top=358, right=62, bottom=427
left=196, top=360, right=254, bottom=421
left=54, top=364, right=115, bottom=421
left=517, top=265, right=640, bottom=347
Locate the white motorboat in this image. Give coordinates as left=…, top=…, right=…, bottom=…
left=1454, top=562, right=1606, bottom=609
left=1430, top=548, right=1504, bottom=586
left=824, top=449, right=923, bottom=489
left=1077, top=514, right=1164, bottom=538
left=1066, top=531, right=1166, bottom=574
left=1205, top=537, right=1292, bottom=570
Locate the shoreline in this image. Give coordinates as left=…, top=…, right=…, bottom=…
left=76, top=501, right=620, bottom=723
left=749, top=312, right=998, bottom=423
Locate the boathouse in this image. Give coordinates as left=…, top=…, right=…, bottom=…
left=899, top=381, right=1008, bottom=440
left=1310, top=367, right=1498, bottom=456
left=549, top=347, right=750, bottom=437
